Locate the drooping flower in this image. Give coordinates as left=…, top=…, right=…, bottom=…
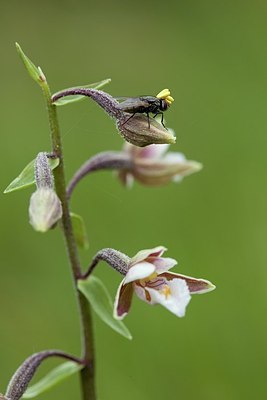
left=114, top=246, right=215, bottom=320
left=118, top=141, right=202, bottom=187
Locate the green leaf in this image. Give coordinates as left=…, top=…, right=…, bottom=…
left=4, top=158, right=59, bottom=194
left=22, top=361, right=82, bottom=399
left=70, top=212, right=89, bottom=249
left=78, top=276, right=132, bottom=340
left=53, top=78, right=111, bottom=106
left=16, top=43, right=44, bottom=85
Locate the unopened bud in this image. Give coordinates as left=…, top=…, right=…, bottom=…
left=29, top=152, right=62, bottom=232
left=29, top=188, right=62, bottom=232
left=117, top=114, right=176, bottom=147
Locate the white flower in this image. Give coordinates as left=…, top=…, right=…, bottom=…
left=114, top=246, right=215, bottom=319
left=118, top=142, right=202, bottom=187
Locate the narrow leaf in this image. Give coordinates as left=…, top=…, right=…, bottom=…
left=70, top=212, right=89, bottom=249
left=53, top=78, right=111, bottom=106
left=22, top=361, right=82, bottom=399
left=4, top=158, right=59, bottom=194
left=16, top=43, right=44, bottom=85
left=78, top=276, right=132, bottom=340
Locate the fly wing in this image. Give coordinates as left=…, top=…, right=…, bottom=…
left=117, top=97, right=149, bottom=113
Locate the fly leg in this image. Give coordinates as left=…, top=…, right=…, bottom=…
left=121, top=113, right=136, bottom=126
left=153, top=112, right=167, bottom=129
left=146, top=112, right=151, bottom=129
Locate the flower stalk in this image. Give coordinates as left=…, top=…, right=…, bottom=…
left=67, top=152, right=133, bottom=199
left=41, top=81, right=96, bottom=399
left=83, top=248, right=131, bottom=279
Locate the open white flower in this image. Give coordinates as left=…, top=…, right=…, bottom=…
left=114, top=246, right=215, bottom=319
left=118, top=142, right=202, bottom=187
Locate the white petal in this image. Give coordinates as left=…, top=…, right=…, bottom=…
left=150, top=257, right=177, bottom=273
left=137, top=144, right=170, bottom=160
left=117, top=170, right=134, bottom=188
left=130, top=246, right=167, bottom=266
left=124, top=261, right=155, bottom=284
left=134, top=284, right=150, bottom=303
left=163, top=152, right=186, bottom=163
left=146, top=279, right=191, bottom=317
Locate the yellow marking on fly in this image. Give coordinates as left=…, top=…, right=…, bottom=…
left=156, top=89, right=174, bottom=105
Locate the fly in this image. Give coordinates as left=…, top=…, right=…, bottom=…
left=117, top=89, right=174, bottom=129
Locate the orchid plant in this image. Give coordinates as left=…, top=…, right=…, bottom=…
left=2, top=44, right=215, bottom=400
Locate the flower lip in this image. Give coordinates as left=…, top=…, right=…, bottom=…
left=146, top=278, right=191, bottom=317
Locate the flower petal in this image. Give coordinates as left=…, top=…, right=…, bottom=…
left=124, top=261, right=156, bottom=284
left=123, top=142, right=170, bottom=160
left=163, top=152, right=186, bottom=163
left=149, top=257, right=177, bottom=273
left=134, top=284, right=151, bottom=303
left=161, top=272, right=216, bottom=294
left=133, top=154, right=202, bottom=186
left=146, top=278, right=191, bottom=317
left=117, top=169, right=134, bottom=188
left=136, top=144, right=170, bottom=160
left=130, top=246, right=167, bottom=266
left=113, top=280, right=134, bottom=320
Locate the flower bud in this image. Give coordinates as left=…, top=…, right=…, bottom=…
left=29, top=188, right=62, bottom=232
left=29, top=152, right=62, bottom=232
left=116, top=114, right=176, bottom=147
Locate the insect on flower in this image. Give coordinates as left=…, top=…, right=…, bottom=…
left=117, top=89, right=174, bottom=129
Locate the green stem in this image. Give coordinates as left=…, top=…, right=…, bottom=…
left=41, top=82, right=96, bottom=400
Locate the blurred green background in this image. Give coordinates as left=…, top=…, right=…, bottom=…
left=1, top=0, right=267, bottom=399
